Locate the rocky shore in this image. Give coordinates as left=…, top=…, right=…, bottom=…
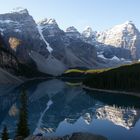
left=25, top=132, right=107, bottom=140
left=82, top=85, right=140, bottom=98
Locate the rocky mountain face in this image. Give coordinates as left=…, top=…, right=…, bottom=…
left=0, top=32, right=48, bottom=80
left=0, top=9, right=100, bottom=76
left=0, top=34, right=24, bottom=84
left=82, top=26, right=97, bottom=44
left=66, top=26, right=81, bottom=39
left=82, top=21, right=140, bottom=60
left=37, top=18, right=99, bottom=72
left=0, top=34, right=19, bottom=73
left=0, top=8, right=49, bottom=63
left=0, top=8, right=139, bottom=76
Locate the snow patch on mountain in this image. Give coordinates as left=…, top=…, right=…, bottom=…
left=110, top=56, right=120, bottom=61
left=0, top=20, right=19, bottom=24
left=97, top=21, right=140, bottom=57
left=98, top=54, right=120, bottom=61
left=82, top=26, right=97, bottom=44
left=82, top=26, right=94, bottom=38
left=66, top=26, right=81, bottom=38
left=38, top=18, right=58, bottom=27
left=0, top=28, right=5, bottom=35
left=37, top=25, right=53, bottom=53
left=66, top=26, right=79, bottom=33
left=10, top=7, right=28, bottom=14
left=14, top=29, right=21, bottom=32
left=38, top=18, right=62, bottom=37
left=47, top=18, right=58, bottom=25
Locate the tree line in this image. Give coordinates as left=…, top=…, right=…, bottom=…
left=83, top=62, right=140, bottom=92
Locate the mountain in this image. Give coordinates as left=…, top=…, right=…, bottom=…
left=0, top=9, right=63, bottom=76
left=66, top=26, right=81, bottom=39
left=37, top=18, right=100, bottom=70
left=0, top=33, right=23, bottom=84
left=82, top=26, right=97, bottom=44
left=0, top=32, right=49, bottom=81
left=0, top=8, right=49, bottom=63
left=81, top=21, right=140, bottom=60
left=97, top=21, right=140, bottom=60
left=0, top=8, right=101, bottom=76
left=1, top=8, right=140, bottom=77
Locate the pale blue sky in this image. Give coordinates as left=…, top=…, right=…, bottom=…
left=0, top=0, right=140, bottom=32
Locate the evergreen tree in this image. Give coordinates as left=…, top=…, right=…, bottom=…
left=16, top=87, right=30, bottom=138
left=1, top=126, right=9, bottom=140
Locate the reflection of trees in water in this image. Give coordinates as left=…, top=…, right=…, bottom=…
left=87, top=90, right=140, bottom=108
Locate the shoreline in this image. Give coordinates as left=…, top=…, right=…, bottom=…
left=82, top=85, right=140, bottom=98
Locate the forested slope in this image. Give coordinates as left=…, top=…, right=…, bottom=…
left=83, top=63, right=140, bottom=92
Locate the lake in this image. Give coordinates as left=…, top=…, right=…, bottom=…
left=0, top=79, right=140, bottom=140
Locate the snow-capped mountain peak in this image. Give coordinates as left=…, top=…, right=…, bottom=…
left=65, top=26, right=81, bottom=38
left=97, top=21, right=140, bottom=59
left=38, top=18, right=48, bottom=25
left=47, top=18, right=57, bottom=25
left=37, top=18, right=62, bottom=38
left=66, top=26, right=79, bottom=33
left=107, top=21, right=137, bottom=34
left=10, top=7, right=28, bottom=14
left=124, top=20, right=133, bottom=25
left=81, top=26, right=97, bottom=44
left=38, top=18, right=58, bottom=26
left=82, top=26, right=94, bottom=38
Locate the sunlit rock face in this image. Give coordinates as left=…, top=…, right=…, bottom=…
left=9, top=37, right=21, bottom=51
left=81, top=21, right=140, bottom=60
left=96, top=105, right=140, bottom=129
left=66, top=26, right=81, bottom=39
left=82, top=26, right=97, bottom=44
left=97, top=21, right=140, bottom=59
left=0, top=36, right=18, bottom=73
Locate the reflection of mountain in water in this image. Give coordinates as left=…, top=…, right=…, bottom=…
left=0, top=79, right=140, bottom=137
left=96, top=106, right=140, bottom=129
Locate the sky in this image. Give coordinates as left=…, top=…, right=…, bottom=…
left=0, top=0, right=140, bottom=32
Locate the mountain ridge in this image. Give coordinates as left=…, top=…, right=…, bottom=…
left=0, top=8, right=139, bottom=77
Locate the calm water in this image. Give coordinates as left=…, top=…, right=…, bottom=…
left=0, top=79, right=140, bottom=140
